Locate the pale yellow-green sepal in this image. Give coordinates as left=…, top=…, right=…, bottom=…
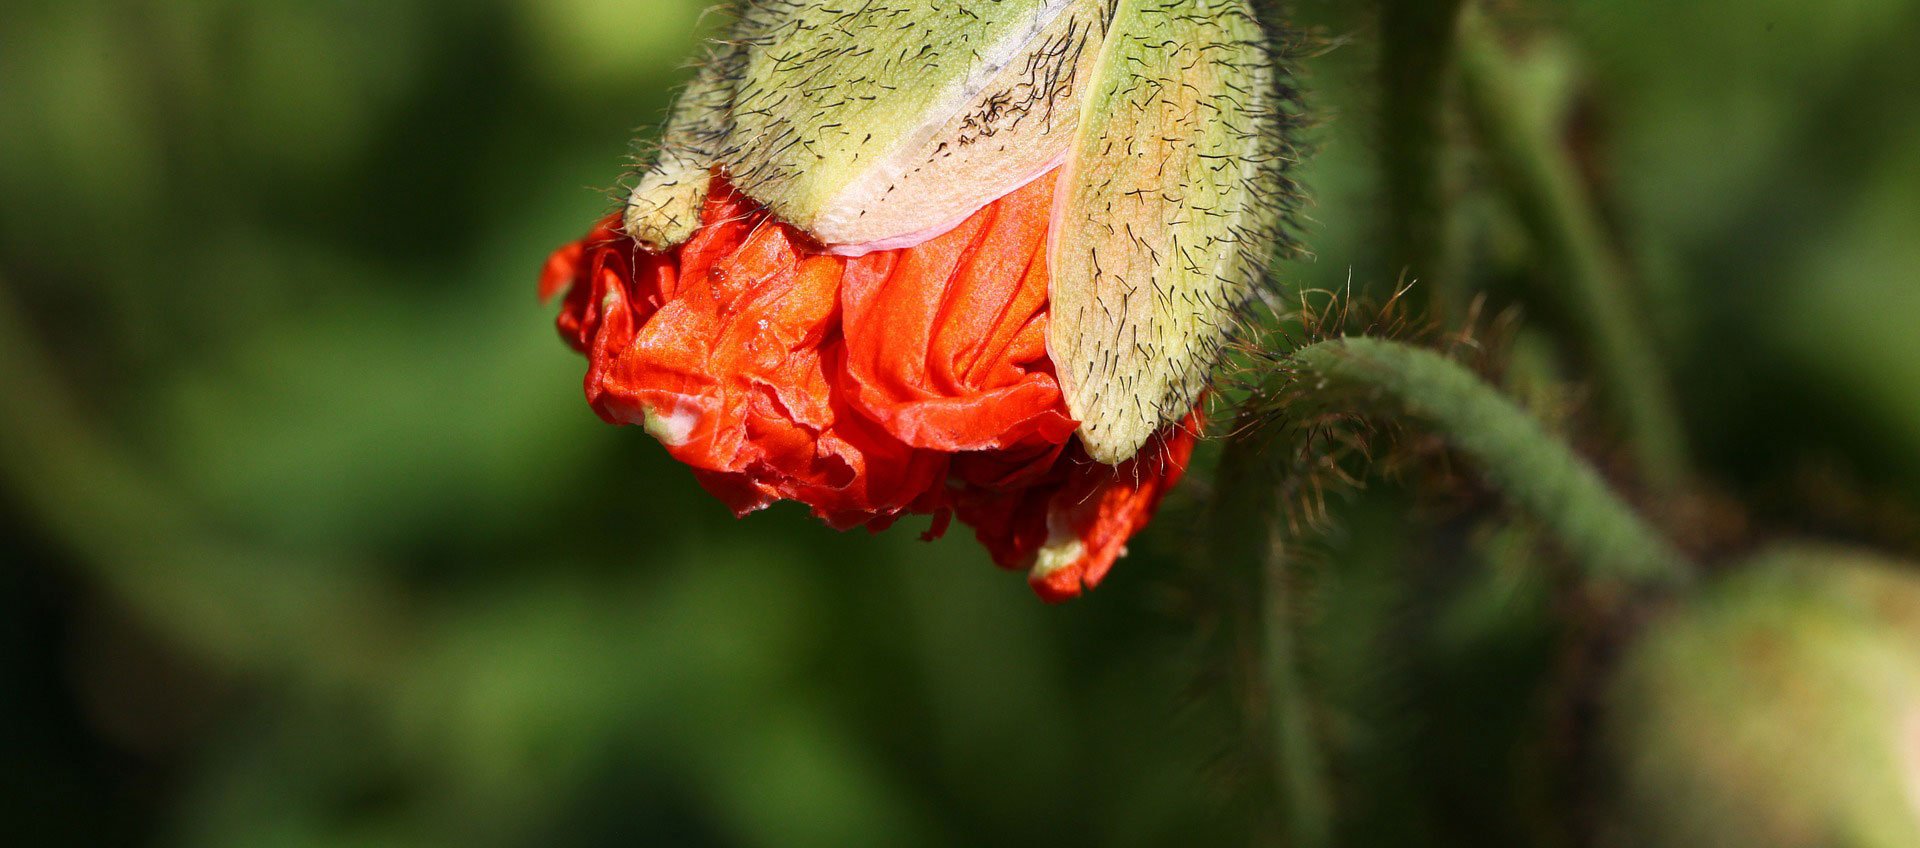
left=1048, top=0, right=1284, bottom=463
left=623, top=36, right=742, bottom=252
left=723, top=0, right=1106, bottom=249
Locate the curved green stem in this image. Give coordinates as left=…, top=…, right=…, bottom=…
left=1287, top=337, right=1694, bottom=588
left=1455, top=7, right=1689, bottom=493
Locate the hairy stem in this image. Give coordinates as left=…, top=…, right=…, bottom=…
left=1260, top=527, right=1335, bottom=848
left=1455, top=8, right=1688, bottom=493
left=1212, top=419, right=1336, bottom=848
left=1379, top=0, right=1467, bottom=315
left=1287, top=337, right=1694, bottom=587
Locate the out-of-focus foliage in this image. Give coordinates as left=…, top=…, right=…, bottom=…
left=2, top=0, right=1918, bottom=845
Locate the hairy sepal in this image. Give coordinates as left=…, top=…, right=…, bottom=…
left=723, top=0, right=1110, bottom=249
left=624, top=35, right=743, bottom=252
left=1048, top=0, right=1286, bottom=464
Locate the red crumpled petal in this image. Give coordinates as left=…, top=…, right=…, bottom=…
left=954, top=411, right=1203, bottom=603
left=540, top=215, right=673, bottom=354
left=837, top=172, right=1077, bottom=453
left=587, top=181, right=947, bottom=530
left=539, top=171, right=1201, bottom=599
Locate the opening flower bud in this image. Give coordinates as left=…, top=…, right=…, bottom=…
left=1606, top=545, right=1920, bottom=847
left=542, top=0, right=1296, bottom=599
left=627, top=0, right=1296, bottom=463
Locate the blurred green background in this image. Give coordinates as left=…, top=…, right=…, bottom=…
left=4, top=0, right=1920, bottom=845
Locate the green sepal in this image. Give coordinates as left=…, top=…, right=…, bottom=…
left=623, top=32, right=746, bottom=251
left=1048, top=0, right=1287, bottom=462
left=723, top=0, right=1107, bottom=249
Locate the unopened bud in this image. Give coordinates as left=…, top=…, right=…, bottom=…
left=1606, top=545, right=1920, bottom=847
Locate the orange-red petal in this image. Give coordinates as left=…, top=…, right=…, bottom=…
left=540, top=171, right=1198, bottom=598
left=954, top=412, right=1202, bottom=603
left=837, top=172, right=1076, bottom=453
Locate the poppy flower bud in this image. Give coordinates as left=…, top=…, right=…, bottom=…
left=629, top=0, right=1294, bottom=462
left=1605, top=546, right=1920, bottom=847
left=543, top=0, right=1296, bottom=599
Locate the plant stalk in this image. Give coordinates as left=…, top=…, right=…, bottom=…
left=1380, top=0, right=1468, bottom=315
left=1211, top=418, right=1336, bottom=848
left=1454, top=7, right=1689, bottom=493
left=1287, top=337, right=1694, bottom=588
